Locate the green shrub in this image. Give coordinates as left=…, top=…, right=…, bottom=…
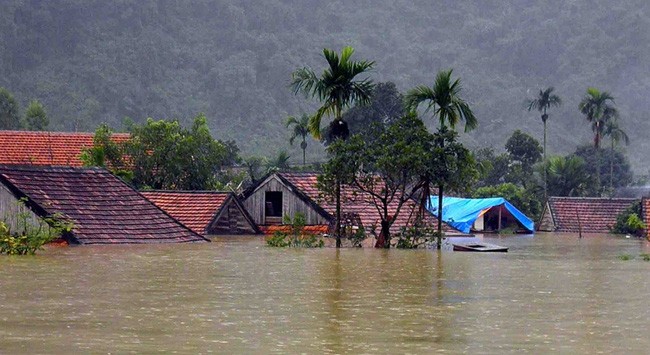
left=640, top=253, right=650, bottom=262
left=266, top=212, right=324, bottom=248
left=611, top=201, right=646, bottom=237
left=394, top=223, right=438, bottom=249
left=617, top=254, right=633, bottom=261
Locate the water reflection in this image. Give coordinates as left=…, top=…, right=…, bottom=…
left=0, top=233, right=648, bottom=353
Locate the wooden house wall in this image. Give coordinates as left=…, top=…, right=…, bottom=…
left=242, top=176, right=329, bottom=225
left=537, top=202, right=555, bottom=231
left=0, top=183, right=48, bottom=234
left=208, top=200, right=257, bottom=235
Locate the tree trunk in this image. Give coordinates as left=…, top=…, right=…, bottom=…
left=375, top=220, right=391, bottom=248
left=335, top=179, right=341, bottom=248
left=436, top=184, right=444, bottom=250
left=610, top=139, right=614, bottom=194
left=542, top=115, right=547, bottom=201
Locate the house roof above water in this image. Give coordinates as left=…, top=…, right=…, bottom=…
left=244, top=171, right=458, bottom=234
left=0, top=130, right=130, bottom=167
left=542, top=196, right=637, bottom=233
left=141, top=190, right=259, bottom=235
left=0, top=165, right=208, bottom=244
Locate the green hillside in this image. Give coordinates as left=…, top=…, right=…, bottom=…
left=1, top=0, right=648, bottom=172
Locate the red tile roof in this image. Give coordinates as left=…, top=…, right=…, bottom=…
left=277, top=172, right=455, bottom=234
left=0, top=165, right=208, bottom=244
left=546, top=197, right=637, bottom=233
left=0, top=130, right=130, bottom=167
left=141, top=191, right=238, bottom=234
left=641, top=196, right=650, bottom=240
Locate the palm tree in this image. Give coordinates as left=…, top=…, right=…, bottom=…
left=603, top=120, right=630, bottom=193
left=291, top=46, right=375, bottom=140
left=286, top=114, right=310, bottom=165
left=405, top=69, right=477, bottom=249
left=578, top=87, right=618, bottom=193
left=545, top=155, right=589, bottom=197
left=526, top=87, right=562, bottom=199
left=265, top=150, right=291, bottom=173
left=291, top=46, right=375, bottom=248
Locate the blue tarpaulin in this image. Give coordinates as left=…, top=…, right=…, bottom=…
left=427, top=196, right=534, bottom=234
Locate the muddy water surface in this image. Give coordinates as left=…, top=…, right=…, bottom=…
left=1, top=233, right=649, bottom=353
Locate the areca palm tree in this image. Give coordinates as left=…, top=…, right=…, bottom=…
left=291, top=46, right=375, bottom=248
left=291, top=46, right=375, bottom=140
left=286, top=114, right=310, bottom=165
left=579, top=87, right=618, bottom=193
left=405, top=69, right=478, bottom=132
left=603, top=120, right=630, bottom=193
left=526, top=87, right=562, bottom=198
left=405, top=69, right=477, bottom=248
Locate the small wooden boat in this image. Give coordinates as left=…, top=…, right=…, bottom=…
left=452, top=243, right=508, bottom=252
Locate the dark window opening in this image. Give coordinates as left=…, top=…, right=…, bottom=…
left=265, top=191, right=283, bottom=217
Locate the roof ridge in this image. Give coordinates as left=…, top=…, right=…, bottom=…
left=141, top=190, right=232, bottom=194
left=0, top=129, right=130, bottom=136
left=0, top=164, right=109, bottom=173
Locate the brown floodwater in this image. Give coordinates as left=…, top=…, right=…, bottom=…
left=1, top=233, right=649, bottom=353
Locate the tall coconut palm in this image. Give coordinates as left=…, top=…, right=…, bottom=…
left=578, top=87, right=618, bottom=193
left=603, top=120, right=630, bottom=193
left=405, top=69, right=477, bottom=249
left=291, top=46, right=375, bottom=248
left=526, top=87, right=562, bottom=199
left=286, top=114, right=310, bottom=165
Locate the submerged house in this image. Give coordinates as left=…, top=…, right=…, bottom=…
left=241, top=172, right=455, bottom=235
left=141, top=191, right=259, bottom=235
left=538, top=196, right=637, bottom=233
left=0, top=165, right=208, bottom=244
left=427, top=196, right=535, bottom=234
left=0, top=130, right=129, bottom=167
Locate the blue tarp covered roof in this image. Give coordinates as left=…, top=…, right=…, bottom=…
left=427, top=196, right=534, bottom=234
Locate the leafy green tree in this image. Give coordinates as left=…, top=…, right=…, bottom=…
left=23, top=99, right=48, bottom=131
left=243, top=156, right=265, bottom=184
left=291, top=46, right=375, bottom=248
left=319, top=113, right=433, bottom=248
left=0, top=87, right=20, bottom=130
left=526, top=87, right=561, bottom=196
left=542, top=155, right=592, bottom=197
left=322, top=82, right=405, bottom=144
left=405, top=69, right=477, bottom=246
left=473, top=148, right=511, bottom=187
left=286, top=114, right=310, bottom=165
left=126, top=114, right=233, bottom=190
left=603, top=120, right=630, bottom=193
left=573, top=145, right=632, bottom=194
left=504, top=130, right=542, bottom=187
left=578, top=87, right=618, bottom=192
left=265, top=150, right=291, bottom=173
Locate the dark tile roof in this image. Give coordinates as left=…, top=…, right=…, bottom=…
left=0, top=130, right=129, bottom=167
left=276, top=172, right=456, bottom=234
left=141, top=190, right=259, bottom=235
left=0, top=165, right=208, bottom=244
left=547, top=197, right=637, bottom=233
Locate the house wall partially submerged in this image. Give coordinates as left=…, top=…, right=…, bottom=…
left=241, top=175, right=330, bottom=226
left=207, top=196, right=258, bottom=235
left=0, top=183, right=48, bottom=234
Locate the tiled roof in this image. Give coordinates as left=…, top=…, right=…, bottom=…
left=641, top=196, right=650, bottom=239
left=141, top=191, right=231, bottom=234
left=278, top=172, right=454, bottom=234
left=547, top=197, right=637, bottom=233
left=0, top=165, right=208, bottom=244
left=0, top=130, right=130, bottom=167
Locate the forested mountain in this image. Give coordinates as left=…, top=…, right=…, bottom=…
left=1, top=0, right=648, bottom=172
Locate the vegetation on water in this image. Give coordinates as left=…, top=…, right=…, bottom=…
left=266, top=213, right=324, bottom=248
left=611, top=201, right=646, bottom=238
left=0, top=199, right=73, bottom=255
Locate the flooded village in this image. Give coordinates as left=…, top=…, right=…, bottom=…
left=1, top=1, right=650, bottom=353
